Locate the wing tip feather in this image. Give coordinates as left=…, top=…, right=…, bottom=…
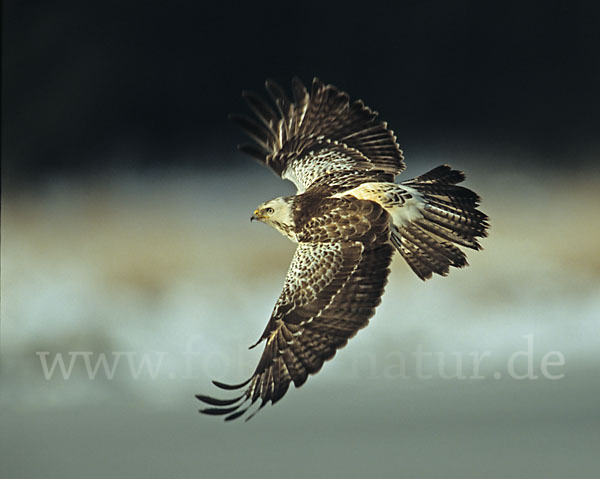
left=212, top=378, right=252, bottom=390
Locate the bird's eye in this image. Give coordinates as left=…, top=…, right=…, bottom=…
left=265, top=207, right=275, bottom=214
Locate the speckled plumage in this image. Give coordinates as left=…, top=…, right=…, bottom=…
left=197, top=78, right=489, bottom=421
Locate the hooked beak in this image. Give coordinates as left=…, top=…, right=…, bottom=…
left=250, top=209, right=261, bottom=222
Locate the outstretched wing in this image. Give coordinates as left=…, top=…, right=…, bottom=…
left=232, top=77, right=405, bottom=193
left=197, top=199, right=394, bottom=421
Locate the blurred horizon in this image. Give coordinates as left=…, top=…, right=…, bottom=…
left=2, top=163, right=600, bottom=477
left=2, top=1, right=600, bottom=478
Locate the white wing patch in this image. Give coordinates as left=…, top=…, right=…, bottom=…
left=282, top=147, right=358, bottom=193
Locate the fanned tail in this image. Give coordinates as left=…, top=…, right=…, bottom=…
left=393, top=165, right=489, bottom=280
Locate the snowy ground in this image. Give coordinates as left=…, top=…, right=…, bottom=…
left=2, top=162, right=599, bottom=478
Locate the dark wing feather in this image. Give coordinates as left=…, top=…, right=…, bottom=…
left=197, top=199, right=393, bottom=421
left=232, top=77, right=405, bottom=192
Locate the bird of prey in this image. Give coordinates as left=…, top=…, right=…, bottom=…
left=197, top=77, right=489, bottom=421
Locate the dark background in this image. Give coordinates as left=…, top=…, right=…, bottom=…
left=3, top=0, right=599, bottom=184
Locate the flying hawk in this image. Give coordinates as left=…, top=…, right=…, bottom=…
left=197, top=78, right=489, bottom=421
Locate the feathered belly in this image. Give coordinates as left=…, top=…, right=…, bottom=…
left=333, top=182, right=425, bottom=228
left=333, top=168, right=489, bottom=281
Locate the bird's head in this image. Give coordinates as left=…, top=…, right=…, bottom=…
left=251, top=197, right=295, bottom=236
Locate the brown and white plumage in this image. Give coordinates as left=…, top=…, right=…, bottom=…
left=197, top=78, right=489, bottom=421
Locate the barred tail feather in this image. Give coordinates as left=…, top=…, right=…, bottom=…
left=394, top=165, right=489, bottom=280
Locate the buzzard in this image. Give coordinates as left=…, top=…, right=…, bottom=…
left=197, top=78, right=489, bottom=421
